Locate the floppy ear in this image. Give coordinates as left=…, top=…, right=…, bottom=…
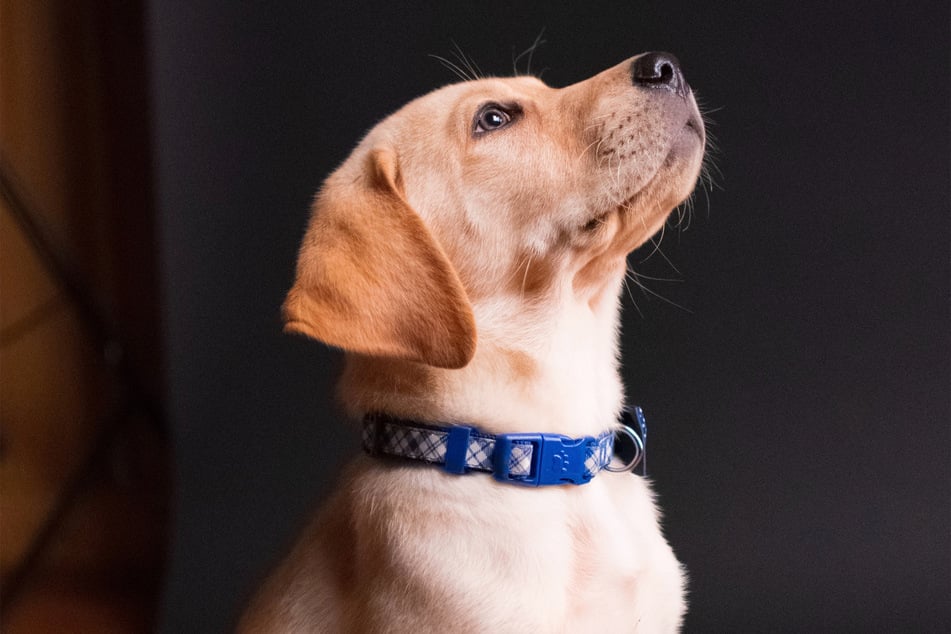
left=283, top=148, right=477, bottom=369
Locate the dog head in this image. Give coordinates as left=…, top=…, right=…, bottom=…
left=284, top=52, right=705, bottom=369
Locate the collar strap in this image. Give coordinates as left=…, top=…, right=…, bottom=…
left=362, top=408, right=647, bottom=487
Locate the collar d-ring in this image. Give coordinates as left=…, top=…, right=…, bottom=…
left=604, top=418, right=645, bottom=474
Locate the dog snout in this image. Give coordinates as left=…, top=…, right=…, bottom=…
left=630, top=52, right=688, bottom=98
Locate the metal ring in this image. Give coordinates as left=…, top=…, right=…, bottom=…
left=604, top=424, right=644, bottom=473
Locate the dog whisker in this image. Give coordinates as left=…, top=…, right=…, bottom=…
left=627, top=269, right=683, bottom=283
left=621, top=276, right=645, bottom=318
left=429, top=54, right=475, bottom=82
left=520, top=254, right=534, bottom=299
left=640, top=222, right=683, bottom=276
left=699, top=105, right=725, bottom=115
left=577, top=137, right=602, bottom=162
left=672, top=192, right=696, bottom=231
left=450, top=41, right=484, bottom=80
left=594, top=136, right=607, bottom=169
left=513, top=28, right=546, bottom=76
left=583, top=113, right=616, bottom=127
left=625, top=268, right=693, bottom=314
left=614, top=151, right=624, bottom=195
left=671, top=201, right=685, bottom=230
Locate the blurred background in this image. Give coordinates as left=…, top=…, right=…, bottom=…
left=1, top=1, right=948, bottom=632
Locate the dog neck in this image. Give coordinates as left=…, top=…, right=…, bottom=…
left=338, top=274, right=627, bottom=438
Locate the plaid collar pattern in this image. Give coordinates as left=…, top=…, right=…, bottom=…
left=361, top=413, right=619, bottom=487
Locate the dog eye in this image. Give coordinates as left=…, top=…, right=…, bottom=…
left=473, top=104, right=514, bottom=134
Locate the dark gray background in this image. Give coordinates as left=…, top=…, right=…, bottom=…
left=149, top=1, right=950, bottom=631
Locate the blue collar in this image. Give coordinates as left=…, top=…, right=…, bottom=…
left=361, top=407, right=647, bottom=487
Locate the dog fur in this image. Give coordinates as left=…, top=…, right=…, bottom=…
left=239, top=52, right=705, bottom=633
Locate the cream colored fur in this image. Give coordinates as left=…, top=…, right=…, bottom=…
left=239, top=53, right=705, bottom=633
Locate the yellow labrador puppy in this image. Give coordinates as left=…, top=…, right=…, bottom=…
left=240, top=51, right=705, bottom=633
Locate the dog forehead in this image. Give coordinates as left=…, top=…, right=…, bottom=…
left=350, top=75, right=556, bottom=167
left=383, top=75, right=553, bottom=131
left=429, top=75, right=551, bottom=107
left=453, top=75, right=552, bottom=102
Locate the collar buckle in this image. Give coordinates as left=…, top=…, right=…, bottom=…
left=493, top=433, right=597, bottom=486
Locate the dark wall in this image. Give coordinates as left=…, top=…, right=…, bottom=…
left=149, top=1, right=950, bottom=631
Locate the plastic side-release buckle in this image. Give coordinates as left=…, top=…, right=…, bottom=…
left=493, top=433, right=595, bottom=486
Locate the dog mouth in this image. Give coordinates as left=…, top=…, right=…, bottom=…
left=684, top=113, right=705, bottom=143
left=578, top=108, right=705, bottom=235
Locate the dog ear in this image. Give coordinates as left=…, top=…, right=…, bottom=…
left=283, top=148, right=477, bottom=369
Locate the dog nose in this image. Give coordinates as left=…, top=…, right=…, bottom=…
left=631, top=52, right=688, bottom=98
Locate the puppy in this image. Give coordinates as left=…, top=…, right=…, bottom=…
left=240, top=51, right=705, bottom=633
